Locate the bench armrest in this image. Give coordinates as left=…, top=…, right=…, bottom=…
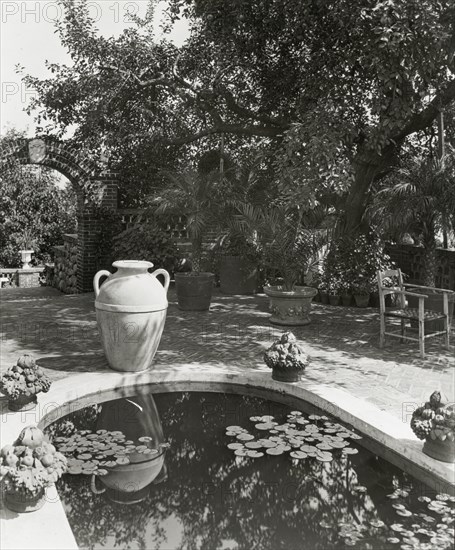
left=404, top=283, right=454, bottom=294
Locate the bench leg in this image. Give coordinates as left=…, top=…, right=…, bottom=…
left=419, top=319, right=425, bottom=359
left=400, top=319, right=405, bottom=343
left=445, top=315, right=450, bottom=350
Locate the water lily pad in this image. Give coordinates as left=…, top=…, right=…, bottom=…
left=245, top=441, right=263, bottom=449
left=330, top=440, right=349, bottom=449
left=255, top=423, right=277, bottom=430
left=316, top=453, right=333, bottom=462
left=309, top=415, right=321, bottom=420
left=245, top=450, right=264, bottom=458
left=96, top=429, right=108, bottom=435
left=342, top=447, right=359, bottom=455
left=386, top=538, right=400, bottom=544
left=225, top=432, right=238, bottom=437
left=258, top=439, right=277, bottom=448
left=96, top=469, right=108, bottom=476
left=295, top=418, right=309, bottom=425
left=67, top=465, right=82, bottom=475
left=392, top=504, right=406, bottom=510
left=226, top=426, right=244, bottom=432
left=138, top=436, right=153, bottom=443
left=316, top=443, right=332, bottom=451
left=390, top=524, right=403, bottom=532
left=228, top=443, right=244, bottom=450
left=300, top=444, right=317, bottom=453
left=290, top=451, right=307, bottom=459
left=353, top=486, right=367, bottom=493
left=116, top=457, right=130, bottom=465
left=266, top=447, right=285, bottom=456
left=78, top=453, right=92, bottom=460
left=234, top=449, right=247, bottom=457
left=348, top=433, right=362, bottom=440
left=135, top=445, right=148, bottom=452
left=396, top=509, right=412, bottom=517
left=249, top=416, right=263, bottom=422
left=104, top=461, right=117, bottom=468
left=369, top=520, right=385, bottom=528
left=237, top=433, right=255, bottom=441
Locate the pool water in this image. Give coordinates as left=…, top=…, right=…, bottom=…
left=47, top=392, right=455, bottom=550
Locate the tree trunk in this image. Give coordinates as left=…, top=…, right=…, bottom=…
left=422, top=229, right=437, bottom=287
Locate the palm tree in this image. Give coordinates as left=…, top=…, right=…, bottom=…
left=367, top=152, right=455, bottom=286
left=151, top=171, right=224, bottom=272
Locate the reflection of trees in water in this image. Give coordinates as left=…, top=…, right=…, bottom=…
left=53, top=393, right=424, bottom=550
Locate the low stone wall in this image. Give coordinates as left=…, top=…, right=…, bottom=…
left=52, top=234, right=78, bottom=294
left=386, top=244, right=455, bottom=290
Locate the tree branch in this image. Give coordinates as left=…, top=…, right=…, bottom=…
left=391, top=79, right=455, bottom=142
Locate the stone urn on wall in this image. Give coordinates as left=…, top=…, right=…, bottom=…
left=94, top=260, right=170, bottom=372
left=19, top=250, right=34, bottom=269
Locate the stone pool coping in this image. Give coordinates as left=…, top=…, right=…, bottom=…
left=1, top=366, right=455, bottom=550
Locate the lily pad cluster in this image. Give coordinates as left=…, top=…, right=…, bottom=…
left=226, top=411, right=362, bottom=462
left=410, top=391, right=455, bottom=441
left=0, top=354, right=51, bottom=401
left=0, top=426, right=67, bottom=497
left=54, top=429, right=170, bottom=476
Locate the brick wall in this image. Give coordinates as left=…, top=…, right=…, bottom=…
left=385, top=244, right=455, bottom=290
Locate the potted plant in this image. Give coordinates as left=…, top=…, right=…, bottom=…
left=263, top=332, right=310, bottom=382
left=232, top=203, right=326, bottom=325
left=0, top=426, right=67, bottom=512
left=410, top=391, right=455, bottom=463
left=339, top=279, right=353, bottom=307
left=153, top=171, right=222, bottom=311
left=216, top=232, right=260, bottom=295
left=0, top=354, right=51, bottom=411
left=352, top=276, right=371, bottom=308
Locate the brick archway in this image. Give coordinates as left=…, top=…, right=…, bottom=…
left=0, top=137, right=118, bottom=292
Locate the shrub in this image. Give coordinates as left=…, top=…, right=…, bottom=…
left=113, top=222, right=180, bottom=275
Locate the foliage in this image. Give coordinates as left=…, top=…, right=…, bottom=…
left=322, top=233, right=394, bottom=295
left=151, top=170, right=225, bottom=272
left=0, top=165, right=77, bottom=268
left=367, top=150, right=455, bottom=286
left=113, top=220, right=180, bottom=274
left=231, top=202, right=328, bottom=291
left=20, top=0, right=455, bottom=232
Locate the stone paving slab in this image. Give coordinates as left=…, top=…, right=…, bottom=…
left=0, top=287, right=454, bottom=421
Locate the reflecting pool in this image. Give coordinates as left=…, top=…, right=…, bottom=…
left=46, top=392, right=455, bottom=550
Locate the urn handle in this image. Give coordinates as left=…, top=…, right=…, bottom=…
left=150, top=269, right=170, bottom=293
left=93, top=270, right=111, bottom=297
left=90, top=474, right=106, bottom=495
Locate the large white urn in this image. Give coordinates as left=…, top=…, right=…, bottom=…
left=94, top=260, right=170, bottom=372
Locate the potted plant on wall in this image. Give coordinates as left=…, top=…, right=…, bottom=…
left=0, top=354, right=52, bottom=411
left=0, top=426, right=67, bottom=512
left=232, top=202, right=327, bottom=325
left=410, top=391, right=455, bottom=463
left=153, top=171, right=222, bottom=311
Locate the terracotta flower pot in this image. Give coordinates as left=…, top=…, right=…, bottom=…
left=423, top=435, right=455, bottom=463
left=328, top=294, right=341, bottom=306
left=319, top=291, right=329, bottom=304
left=175, top=272, right=214, bottom=311
left=8, top=395, right=37, bottom=412
left=354, top=294, right=370, bottom=308
left=341, top=294, right=353, bottom=307
left=219, top=256, right=258, bottom=295
left=264, top=285, right=318, bottom=326
left=5, top=488, right=46, bottom=513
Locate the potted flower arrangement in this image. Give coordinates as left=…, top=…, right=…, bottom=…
left=410, top=391, right=455, bottom=463
left=0, top=354, right=51, bottom=411
left=352, top=275, right=372, bottom=308
left=216, top=232, right=260, bottom=295
left=231, top=203, right=326, bottom=325
left=263, top=332, right=310, bottom=382
left=0, top=426, right=67, bottom=512
left=153, top=171, right=223, bottom=311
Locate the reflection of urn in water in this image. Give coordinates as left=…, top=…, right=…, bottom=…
left=91, top=395, right=168, bottom=504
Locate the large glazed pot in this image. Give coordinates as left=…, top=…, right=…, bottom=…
left=94, top=260, right=170, bottom=372
left=219, top=256, right=258, bottom=295
left=264, top=285, right=318, bottom=326
left=174, top=272, right=214, bottom=311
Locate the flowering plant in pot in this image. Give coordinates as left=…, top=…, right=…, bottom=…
left=0, top=426, right=67, bottom=512
left=263, top=332, right=310, bottom=382
left=352, top=275, right=372, bottom=308
left=0, top=354, right=51, bottom=411
left=231, top=202, right=327, bottom=325
left=410, top=391, right=455, bottom=463
left=152, top=170, right=224, bottom=311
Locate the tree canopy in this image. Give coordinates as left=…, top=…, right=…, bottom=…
left=22, top=0, right=455, bottom=225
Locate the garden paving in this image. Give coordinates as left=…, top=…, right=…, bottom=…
left=0, top=286, right=453, bottom=422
